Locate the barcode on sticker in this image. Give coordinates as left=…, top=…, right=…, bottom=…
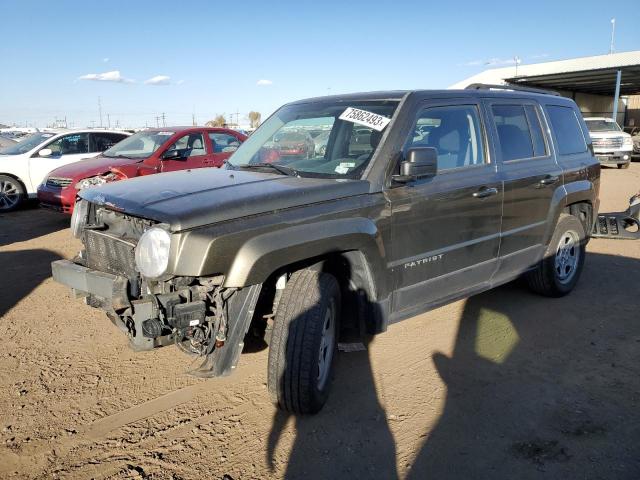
left=339, top=107, right=391, bottom=131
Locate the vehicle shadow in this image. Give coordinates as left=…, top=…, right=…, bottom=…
left=0, top=249, right=62, bottom=318
left=406, top=251, right=640, bottom=479
left=0, top=206, right=68, bottom=246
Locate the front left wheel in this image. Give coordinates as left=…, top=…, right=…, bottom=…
left=0, top=175, right=25, bottom=212
left=267, top=269, right=340, bottom=414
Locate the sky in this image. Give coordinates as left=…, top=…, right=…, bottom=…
left=1, top=0, right=638, bottom=128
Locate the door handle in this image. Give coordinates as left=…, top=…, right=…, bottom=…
left=472, top=187, right=498, bottom=199
left=537, top=175, right=559, bottom=187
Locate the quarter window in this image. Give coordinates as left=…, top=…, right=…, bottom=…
left=409, top=105, right=486, bottom=170
left=546, top=105, right=588, bottom=155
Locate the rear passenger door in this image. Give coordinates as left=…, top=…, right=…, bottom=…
left=387, top=100, right=503, bottom=317
left=487, top=100, right=563, bottom=280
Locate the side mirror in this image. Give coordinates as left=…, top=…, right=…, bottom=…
left=393, top=147, right=437, bottom=183
left=38, top=148, right=53, bottom=157
left=162, top=149, right=184, bottom=160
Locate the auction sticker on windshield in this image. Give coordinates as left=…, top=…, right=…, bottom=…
left=339, top=107, right=391, bottom=131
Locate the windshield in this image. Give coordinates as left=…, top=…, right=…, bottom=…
left=585, top=119, right=621, bottom=132
left=227, top=100, right=400, bottom=178
left=0, top=132, right=57, bottom=155
left=103, top=130, right=174, bottom=158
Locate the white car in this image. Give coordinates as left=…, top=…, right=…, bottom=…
left=584, top=117, right=634, bottom=169
left=0, top=129, right=130, bottom=211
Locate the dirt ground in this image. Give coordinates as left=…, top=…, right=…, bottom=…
left=0, top=164, right=639, bottom=480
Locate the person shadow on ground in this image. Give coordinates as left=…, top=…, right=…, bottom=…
left=0, top=249, right=62, bottom=318
left=406, top=252, right=640, bottom=479
left=266, top=296, right=398, bottom=479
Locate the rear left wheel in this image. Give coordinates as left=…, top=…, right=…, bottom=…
left=267, top=269, right=340, bottom=414
left=0, top=175, right=25, bottom=212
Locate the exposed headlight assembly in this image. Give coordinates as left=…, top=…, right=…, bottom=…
left=76, top=172, right=119, bottom=190
left=70, top=199, right=89, bottom=239
left=135, top=227, right=171, bottom=278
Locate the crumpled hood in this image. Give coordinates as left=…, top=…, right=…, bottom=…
left=80, top=167, right=370, bottom=231
left=46, top=155, right=143, bottom=180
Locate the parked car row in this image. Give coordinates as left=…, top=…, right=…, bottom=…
left=0, top=127, right=246, bottom=212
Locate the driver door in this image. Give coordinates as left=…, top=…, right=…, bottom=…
left=386, top=100, right=503, bottom=319
left=29, top=133, right=93, bottom=191
left=160, top=132, right=208, bottom=172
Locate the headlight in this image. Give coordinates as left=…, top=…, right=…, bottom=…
left=623, top=136, right=633, bottom=147
left=71, top=199, right=89, bottom=239
left=76, top=173, right=118, bottom=190
left=135, top=227, right=171, bottom=278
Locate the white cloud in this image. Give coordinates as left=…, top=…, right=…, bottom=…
left=103, top=57, right=110, bottom=63
left=256, top=79, right=273, bottom=86
left=78, top=70, right=133, bottom=83
left=176, top=79, right=185, bottom=85
left=144, top=75, right=171, bottom=85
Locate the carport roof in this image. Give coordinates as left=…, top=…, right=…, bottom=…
left=450, top=51, right=640, bottom=96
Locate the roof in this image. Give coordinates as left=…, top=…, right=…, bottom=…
left=450, top=50, right=640, bottom=96
left=142, top=126, right=236, bottom=132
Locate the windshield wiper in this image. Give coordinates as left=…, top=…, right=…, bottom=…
left=238, top=163, right=300, bottom=177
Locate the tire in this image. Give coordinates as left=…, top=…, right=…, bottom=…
left=0, top=175, right=25, bottom=212
left=267, top=269, right=340, bottom=414
left=526, top=213, right=586, bottom=297
left=618, top=162, right=630, bottom=169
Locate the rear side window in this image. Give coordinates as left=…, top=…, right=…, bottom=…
left=492, top=105, right=535, bottom=161
left=91, top=132, right=127, bottom=152
left=546, top=105, right=587, bottom=155
left=209, top=133, right=241, bottom=153
left=524, top=105, right=548, bottom=157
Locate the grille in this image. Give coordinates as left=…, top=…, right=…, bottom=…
left=46, top=177, right=73, bottom=188
left=84, top=230, right=137, bottom=278
left=591, top=137, right=623, bottom=149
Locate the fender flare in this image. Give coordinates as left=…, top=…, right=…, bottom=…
left=223, top=217, right=386, bottom=289
left=543, top=180, right=596, bottom=245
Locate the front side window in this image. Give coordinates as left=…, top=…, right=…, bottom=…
left=408, top=105, right=486, bottom=170
left=546, top=105, right=588, bottom=155
left=46, top=133, right=89, bottom=156
left=102, top=130, right=174, bottom=159
left=227, top=100, right=399, bottom=178
left=209, top=133, right=241, bottom=153
left=166, top=133, right=206, bottom=158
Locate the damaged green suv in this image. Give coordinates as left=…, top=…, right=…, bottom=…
left=53, top=86, right=600, bottom=413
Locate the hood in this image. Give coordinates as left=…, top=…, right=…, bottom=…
left=46, top=155, right=143, bottom=180
left=588, top=130, right=631, bottom=139
left=80, top=168, right=370, bottom=231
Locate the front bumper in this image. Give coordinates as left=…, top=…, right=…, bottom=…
left=594, top=151, right=632, bottom=165
left=37, top=185, right=76, bottom=214
left=51, top=259, right=162, bottom=350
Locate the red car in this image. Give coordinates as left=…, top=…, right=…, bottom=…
left=38, top=127, right=246, bottom=214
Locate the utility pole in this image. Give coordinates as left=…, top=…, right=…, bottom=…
left=609, top=18, right=616, bottom=54
left=514, top=56, right=521, bottom=76
left=192, top=113, right=196, bottom=126
left=107, top=114, right=111, bottom=128
left=161, top=112, right=166, bottom=127
left=98, top=96, right=103, bottom=128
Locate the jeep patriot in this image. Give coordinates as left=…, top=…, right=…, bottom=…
left=52, top=85, right=600, bottom=413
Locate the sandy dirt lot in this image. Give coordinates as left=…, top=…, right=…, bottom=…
left=0, top=164, right=639, bottom=479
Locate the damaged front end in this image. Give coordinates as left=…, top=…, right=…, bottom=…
left=52, top=200, right=261, bottom=377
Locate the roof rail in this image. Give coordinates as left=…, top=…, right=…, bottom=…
left=465, top=83, right=561, bottom=96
